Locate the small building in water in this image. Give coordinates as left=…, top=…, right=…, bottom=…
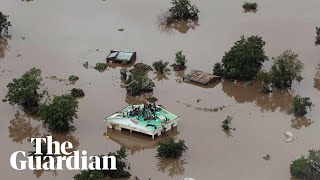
left=105, top=104, right=179, bottom=139
left=183, top=70, right=221, bottom=85
left=106, top=50, right=136, bottom=64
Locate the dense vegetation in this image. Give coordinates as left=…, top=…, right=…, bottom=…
left=157, top=138, right=188, bottom=158
left=39, top=94, right=78, bottom=132
left=126, top=68, right=155, bottom=96
left=258, top=50, right=303, bottom=92
left=213, top=36, right=268, bottom=80
left=290, top=149, right=320, bottom=179
left=74, top=147, right=131, bottom=179
left=292, top=95, right=313, bottom=116
left=316, top=27, right=320, bottom=45
left=171, top=50, right=187, bottom=71
left=5, top=68, right=44, bottom=114
left=95, top=63, right=108, bottom=72
left=71, top=88, right=85, bottom=98
left=0, top=11, right=11, bottom=35
left=74, top=170, right=104, bottom=180
left=168, top=0, right=199, bottom=21
left=152, top=60, right=170, bottom=73
left=242, top=2, right=258, bottom=12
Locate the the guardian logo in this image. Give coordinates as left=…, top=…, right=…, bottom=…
left=10, top=136, right=116, bottom=171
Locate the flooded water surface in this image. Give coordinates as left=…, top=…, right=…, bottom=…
left=1, top=0, right=320, bottom=179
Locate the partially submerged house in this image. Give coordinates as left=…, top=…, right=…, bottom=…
left=183, top=70, right=221, bottom=85
left=105, top=104, right=179, bottom=139
left=106, top=50, right=136, bottom=64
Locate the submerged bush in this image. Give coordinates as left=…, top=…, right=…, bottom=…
left=258, top=50, right=304, bottom=90
left=157, top=138, right=188, bottom=158
left=68, top=75, right=79, bottom=83
left=120, top=67, right=128, bottom=79
left=222, top=116, right=233, bottom=131
left=73, top=170, right=104, bottom=180
left=102, top=147, right=131, bottom=178
left=0, top=11, right=11, bottom=35
left=71, top=88, right=85, bottom=98
left=168, top=0, right=199, bottom=21
left=242, top=2, right=258, bottom=11
left=315, top=27, right=320, bottom=46
left=290, top=149, right=320, bottom=179
left=126, top=68, right=155, bottom=96
left=217, top=35, right=268, bottom=80
left=292, top=95, right=313, bottom=116
left=74, top=147, right=131, bottom=179
left=94, top=63, right=108, bottom=72
left=129, top=63, right=153, bottom=74
left=5, top=68, right=44, bottom=114
left=152, top=60, right=170, bottom=73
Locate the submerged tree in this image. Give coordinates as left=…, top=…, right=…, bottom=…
left=216, top=36, right=268, bottom=80
left=316, top=27, right=320, bottom=46
left=258, top=50, right=304, bottom=90
left=120, top=67, right=128, bottom=80
left=157, top=138, right=188, bottom=158
left=39, top=94, right=78, bottom=132
left=94, top=63, right=108, bottom=72
left=292, top=95, right=313, bottom=116
left=126, top=67, right=155, bottom=96
left=152, top=60, right=170, bottom=73
left=68, top=75, right=79, bottom=84
left=168, top=0, right=199, bottom=21
left=74, top=147, right=131, bottom=179
left=172, top=50, right=187, bottom=71
left=222, top=116, right=233, bottom=131
left=101, top=147, right=131, bottom=178
left=0, top=11, right=11, bottom=36
left=242, top=2, right=258, bottom=12
left=71, top=88, right=85, bottom=98
left=73, top=170, right=104, bottom=180
left=290, top=149, right=320, bottom=179
left=6, top=68, right=44, bottom=113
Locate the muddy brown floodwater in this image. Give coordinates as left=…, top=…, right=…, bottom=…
left=1, top=0, right=320, bottom=179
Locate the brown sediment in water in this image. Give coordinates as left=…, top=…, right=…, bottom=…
left=0, top=0, right=320, bottom=179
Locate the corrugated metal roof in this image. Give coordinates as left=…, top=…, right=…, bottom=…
left=184, top=70, right=220, bottom=85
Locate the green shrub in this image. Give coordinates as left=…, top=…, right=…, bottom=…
left=71, top=88, right=85, bottom=98
left=175, top=50, right=187, bottom=67
left=292, top=95, right=313, bottom=116
left=39, top=94, right=78, bottom=132
left=316, top=27, right=320, bottom=46
left=126, top=69, right=155, bottom=96
left=290, top=150, right=320, bottom=179
left=0, top=11, right=11, bottom=35
left=102, top=147, right=131, bottom=178
left=94, top=63, right=108, bottom=72
left=129, top=63, right=153, bottom=74
left=242, top=2, right=258, bottom=11
left=5, top=68, right=44, bottom=113
left=120, top=67, right=128, bottom=79
left=168, top=0, right=199, bottom=21
left=74, top=170, right=104, bottom=180
left=68, top=75, right=79, bottom=83
left=157, top=138, right=188, bottom=158
left=220, top=35, right=268, bottom=80
left=152, top=60, right=170, bottom=73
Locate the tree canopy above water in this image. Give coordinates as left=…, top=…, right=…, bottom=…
left=213, top=35, right=268, bottom=80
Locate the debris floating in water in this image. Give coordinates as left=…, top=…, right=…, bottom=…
left=284, top=131, right=296, bottom=143
left=263, top=154, right=270, bottom=160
